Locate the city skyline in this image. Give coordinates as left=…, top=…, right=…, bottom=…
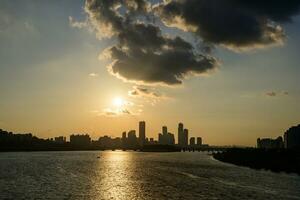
left=0, top=0, right=300, bottom=146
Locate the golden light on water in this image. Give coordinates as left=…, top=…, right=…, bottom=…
left=92, top=151, right=137, bottom=200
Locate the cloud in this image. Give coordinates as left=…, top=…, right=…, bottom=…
left=128, top=86, right=167, bottom=99
left=265, top=91, right=289, bottom=97
left=85, top=0, right=218, bottom=86
left=155, top=0, right=300, bottom=50
left=82, top=0, right=300, bottom=86
left=89, top=72, right=99, bottom=77
left=69, top=16, right=88, bottom=29
left=265, top=91, right=277, bottom=97
left=99, top=108, right=133, bottom=117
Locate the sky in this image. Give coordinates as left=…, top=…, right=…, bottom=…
left=0, top=0, right=300, bottom=146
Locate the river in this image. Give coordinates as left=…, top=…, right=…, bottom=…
left=0, top=151, right=299, bottom=200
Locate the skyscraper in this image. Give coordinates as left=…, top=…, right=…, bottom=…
left=128, top=130, right=138, bottom=148
left=284, top=124, right=300, bottom=149
left=190, top=137, right=195, bottom=146
left=197, top=137, right=202, bottom=146
left=183, top=129, right=189, bottom=147
left=139, top=121, right=146, bottom=146
left=178, top=123, right=184, bottom=147
left=122, top=131, right=127, bottom=147
left=162, top=126, right=168, bottom=135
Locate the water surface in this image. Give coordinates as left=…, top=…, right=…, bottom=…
left=0, top=151, right=300, bottom=200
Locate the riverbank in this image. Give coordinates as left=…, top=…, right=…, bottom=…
left=213, top=148, right=300, bottom=175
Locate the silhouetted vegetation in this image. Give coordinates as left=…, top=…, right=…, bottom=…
left=213, top=148, right=300, bottom=175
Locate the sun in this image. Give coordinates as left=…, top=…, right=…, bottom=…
left=113, top=97, right=124, bottom=107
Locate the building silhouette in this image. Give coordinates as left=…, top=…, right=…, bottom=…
left=139, top=121, right=146, bottom=146
left=158, top=126, right=175, bottom=145
left=98, top=135, right=122, bottom=149
left=70, top=134, right=91, bottom=146
left=257, top=137, right=284, bottom=149
left=284, top=124, right=300, bottom=149
left=197, top=137, right=202, bottom=146
left=183, top=128, right=189, bottom=147
left=54, top=136, right=66, bottom=144
left=190, top=137, right=195, bottom=146
left=178, top=123, right=184, bottom=147
left=127, top=130, right=138, bottom=148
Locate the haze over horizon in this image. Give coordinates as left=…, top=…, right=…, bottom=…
left=1, top=0, right=300, bottom=146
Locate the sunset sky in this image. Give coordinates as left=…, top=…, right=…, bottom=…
left=1, top=0, right=300, bottom=146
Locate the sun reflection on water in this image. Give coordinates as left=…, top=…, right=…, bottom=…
left=91, top=151, right=137, bottom=200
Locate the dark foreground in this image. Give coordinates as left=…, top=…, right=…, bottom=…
left=213, top=148, right=300, bottom=175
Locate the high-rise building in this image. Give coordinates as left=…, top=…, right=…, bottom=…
left=139, top=121, right=146, bottom=146
left=178, top=123, right=184, bottom=147
left=127, top=130, right=138, bottom=148
left=122, top=131, right=127, bottom=147
left=158, top=131, right=175, bottom=145
left=158, top=133, right=163, bottom=144
left=284, top=124, right=300, bottom=149
left=196, top=137, right=202, bottom=146
left=162, top=126, right=168, bottom=135
left=183, top=129, right=189, bottom=147
left=190, top=137, right=195, bottom=146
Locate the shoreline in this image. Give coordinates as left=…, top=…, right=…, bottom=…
left=213, top=148, right=300, bottom=175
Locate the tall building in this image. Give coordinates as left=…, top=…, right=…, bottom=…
left=127, top=130, right=138, bottom=148
left=284, top=124, right=300, bottom=149
left=122, top=131, right=127, bottom=147
left=183, top=129, right=189, bottom=147
left=158, top=126, right=175, bottom=145
left=158, top=133, right=163, bottom=144
left=162, top=126, right=168, bottom=135
left=196, top=137, right=202, bottom=146
left=190, top=137, right=195, bottom=146
left=139, top=121, right=146, bottom=146
left=178, top=123, right=184, bottom=147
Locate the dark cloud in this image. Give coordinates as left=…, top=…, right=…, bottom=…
left=155, top=0, right=300, bottom=50
left=265, top=91, right=290, bottom=97
left=84, top=0, right=300, bottom=86
left=266, top=91, right=277, bottom=97
left=129, top=86, right=164, bottom=98
left=85, top=0, right=218, bottom=85
left=283, top=91, right=289, bottom=95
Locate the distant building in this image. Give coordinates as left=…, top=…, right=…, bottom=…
left=196, top=137, right=202, bottom=146
left=98, top=136, right=122, bottom=149
left=178, top=123, right=184, bottom=147
left=149, top=138, right=155, bottom=144
left=121, top=131, right=127, bottom=148
left=257, top=137, right=284, bottom=149
left=158, top=126, right=175, bottom=145
left=139, top=121, right=146, bottom=146
left=190, top=137, right=195, bottom=146
left=70, top=134, right=91, bottom=146
left=54, top=136, right=66, bottom=144
left=158, top=133, right=163, bottom=144
left=284, top=124, right=300, bottom=149
left=162, top=126, right=168, bottom=135
left=127, top=130, right=138, bottom=148
left=183, top=129, right=189, bottom=147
